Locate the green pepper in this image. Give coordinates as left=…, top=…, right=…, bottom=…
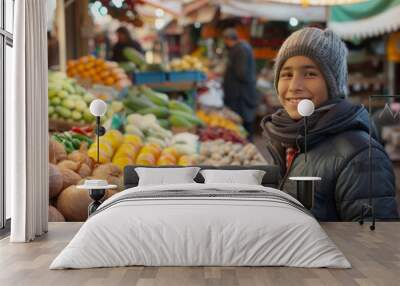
left=71, top=133, right=93, bottom=146
left=51, top=134, right=64, bottom=143
left=63, top=131, right=73, bottom=140
left=71, top=138, right=81, bottom=149
left=63, top=140, right=74, bottom=153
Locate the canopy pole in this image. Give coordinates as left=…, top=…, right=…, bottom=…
left=56, top=0, right=67, bottom=72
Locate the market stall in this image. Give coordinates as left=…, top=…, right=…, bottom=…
left=47, top=0, right=272, bottom=222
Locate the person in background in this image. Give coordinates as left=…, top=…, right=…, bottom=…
left=261, top=27, right=398, bottom=221
left=222, top=28, right=259, bottom=141
left=110, top=26, right=144, bottom=62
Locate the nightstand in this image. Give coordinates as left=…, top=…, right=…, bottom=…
left=77, top=180, right=117, bottom=216
left=289, top=177, right=321, bottom=210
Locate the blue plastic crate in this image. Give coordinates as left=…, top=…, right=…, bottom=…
left=132, top=72, right=167, bottom=84
left=167, top=71, right=206, bottom=83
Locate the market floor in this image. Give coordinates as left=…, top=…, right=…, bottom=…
left=1, top=222, right=400, bottom=286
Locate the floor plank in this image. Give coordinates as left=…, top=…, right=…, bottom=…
left=1, top=222, right=400, bottom=286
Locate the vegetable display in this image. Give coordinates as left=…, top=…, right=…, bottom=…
left=123, top=86, right=204, bottom=131
left=52, top=132, right=93, bottom=154
left=198, top=127, right=247, bottom=144
left=198, top=140, right=267, bottom=166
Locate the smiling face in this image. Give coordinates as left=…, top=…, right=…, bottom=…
left=277, top=56, right=329, bottom=120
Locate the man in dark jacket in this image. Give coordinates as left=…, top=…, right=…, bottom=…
left=111, top=27, right=144, bottom=62
left=261, top=27, right=398, bottom=221
left=223, top=28, right=259, bottom=140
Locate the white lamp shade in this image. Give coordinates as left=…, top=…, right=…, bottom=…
left=89, top=99, right=107, bottom=117
left=297, top=99, right=315, bottom=117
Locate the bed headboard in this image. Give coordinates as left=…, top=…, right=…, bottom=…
left=124, top=165, right=281, bottom=190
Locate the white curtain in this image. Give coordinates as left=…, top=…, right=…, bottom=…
left=8, top=0, right=48, bottom=242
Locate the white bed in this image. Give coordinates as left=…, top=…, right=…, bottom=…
left=50, top=183, right=351, bottom=269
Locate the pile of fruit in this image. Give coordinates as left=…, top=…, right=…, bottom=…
left=198, top=140, right=267, bottom=166
left=196, top=110, right=244, bottom=137
left=48, top=72, right=95, bottom=123
left=123, top=86, right=204, bottom=131
left=198, top=127, right=247, bottom=144
left=169, top=55, right=208, bottom=73
left=49, top=139, right=122, bottom=222
left=87, top=129, right=197, bottom=170
left=66, top=55, right=131, bottom=90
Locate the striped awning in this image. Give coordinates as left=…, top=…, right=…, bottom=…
left=328, top=0, right=400, bottom=39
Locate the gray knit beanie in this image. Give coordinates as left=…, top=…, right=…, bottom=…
left=274, top=27, right=348, bottom=98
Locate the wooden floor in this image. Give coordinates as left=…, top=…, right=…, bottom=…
left=0, top=222, right=399, bottom=286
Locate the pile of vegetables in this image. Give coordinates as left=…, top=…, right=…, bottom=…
left=198, top=140, right=267, bottom=166
left=51, top=131, right=93, bottom=154
left=48, top=72, right=96, bottom=123
left=198, top=127, right=247, bottom=144
left=125, top=113, right=173, bottom=148
left=67, top=55, right=131, bottom=90
left=121, top=47, right=166, bottom=72
left=123, top=86, right=204, bottom=131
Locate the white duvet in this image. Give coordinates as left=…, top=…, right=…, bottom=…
left=50, top=183, right=351, bottom=269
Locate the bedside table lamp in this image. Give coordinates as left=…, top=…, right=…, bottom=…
left=90, top=99, right=107, bottom=164
left=297, top=99, right=315, bottom=162
left=289, top=99, right=320, bottom=210
left=79, top=99, right=113, bottom=216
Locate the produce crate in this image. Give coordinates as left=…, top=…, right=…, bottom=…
left=131, top=72, right=167, bottom=84
left=167, top=71, right=206, bottom=83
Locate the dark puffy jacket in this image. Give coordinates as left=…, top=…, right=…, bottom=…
left=223, top=41, right=258, bottom=123
left=265, top=106, right=399, bottom=221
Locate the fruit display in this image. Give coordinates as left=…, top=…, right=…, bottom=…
left=48, top=72, right=96, bottom=123
left=124, top=85, right=204, bottom=131
left=51, top=132, right=93, bottom=154
left=198, top=127, right=247, bottom=144
left=198, top=140, right=267, bottom=166
left=87, top=129, right=124, bottom=164
left=196, top=110, right=244, bottom=137
left=169, top=55, right=208, bottom=73
left=49, top=138, right=123, bottom=222
left=66, top=55, right=131, bottom=90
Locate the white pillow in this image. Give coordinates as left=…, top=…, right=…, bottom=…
left=136, top=167, right=201, bottom=186
left=200, top=169, right=266, bottom=185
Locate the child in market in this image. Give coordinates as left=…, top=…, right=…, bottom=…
left=261, top=27, right=398, bottom=221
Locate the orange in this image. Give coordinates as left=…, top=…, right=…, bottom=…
left=104, top=77, right=115, bottom=86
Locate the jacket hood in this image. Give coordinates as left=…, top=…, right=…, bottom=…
left=308, top=100, right=375, bottom=144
